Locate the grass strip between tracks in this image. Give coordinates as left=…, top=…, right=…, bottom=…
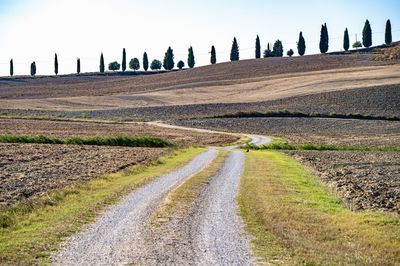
left=0, top=147, right=205, bottom=265
left=0, top=134, right=175, bottom=148
left=239, top=150, right=400, bottom=265
left=152, top=148, right=229, bottom=226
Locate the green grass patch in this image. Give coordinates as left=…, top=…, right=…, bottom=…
left=0, top=134, right=175, bottom=148
left=213, top=110, right=400, bottom=121
left=0, top=147, right=205, bottom=265
left=246, top=141, right=400, bottom=152
left=239, top=151, right=400, bottom=265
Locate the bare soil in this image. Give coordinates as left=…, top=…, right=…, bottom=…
left=286, top=151, right=400, bottom=213
left=0, top=143, right=165, bottom=208
left=0, top=118, right=239, bottom=146
left=174, top=117, right=400, bottom=147
left=2, top=83, right=398, bottom=121
left=0, top=54, right=394, bottom=101
left=1, top=65, right=399, bottom=111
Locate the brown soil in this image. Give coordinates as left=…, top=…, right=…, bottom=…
left=0, top=143, right=165, bottom=208
left=1, top=65, right=399, bottom=111
left=0, top=118, right=239, bottom=146
left=175, top=117, right=400, bottom=147
left=375, top=45, right=400, bottom=60
left=0, top=53, right=396, bottom=101
left=286, top=151, right=400, bottom=213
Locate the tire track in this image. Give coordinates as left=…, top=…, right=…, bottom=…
left=52, top=148, right=218, bottom=265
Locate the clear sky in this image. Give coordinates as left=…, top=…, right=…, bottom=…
left=0, top=0, right=399, bottom=76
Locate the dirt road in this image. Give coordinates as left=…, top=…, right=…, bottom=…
left=53, top=133, right=264, bottom=265
left=53, top=149, right=218, bottom=265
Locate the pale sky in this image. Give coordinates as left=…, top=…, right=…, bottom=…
left=0, top=0, right=399, bottom=76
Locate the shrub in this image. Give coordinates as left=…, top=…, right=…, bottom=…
left=150, top=59, right=162, bottom=70
left=129, top=58, right=140, bottom=71
left=353, top=41, right=362, bottom=49
left=177, top=60, right=185, bottom=70
left=108, top=61, right=120, bottom=71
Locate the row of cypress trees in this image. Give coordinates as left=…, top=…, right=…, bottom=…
left=7, top=19, right=395, bottom=76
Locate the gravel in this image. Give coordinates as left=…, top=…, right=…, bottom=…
left=52, top=149, right=218, bottom=265
left=127, top=150, right=255, bottom=265
left=190, top=150, right=254, bottom=265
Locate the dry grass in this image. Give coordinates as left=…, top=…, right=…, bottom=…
left=239, top=151, right=400, bottom=265
left=153, top=149, right=228, bottom=226
left=0, top=148, right=204, bottom=265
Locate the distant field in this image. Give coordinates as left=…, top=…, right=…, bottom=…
left=0, top=53, right=394, bottom=100
left=0, top=118, right=239, bottom=146
left=175, top=117, right=400, bottom=147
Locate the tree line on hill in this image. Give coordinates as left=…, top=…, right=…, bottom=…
left=7, top=19, right=394, bottom=77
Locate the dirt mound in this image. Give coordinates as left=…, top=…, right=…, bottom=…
left=375, top=44, right=400, bottom=60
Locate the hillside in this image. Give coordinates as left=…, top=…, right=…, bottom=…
left=0, top=52, right=398, bottom=101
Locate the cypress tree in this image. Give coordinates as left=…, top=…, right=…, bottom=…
left=319, top=23, right=329, bottom=53
left=122, top=48, right=126, bottom=72
left=230, top=37, right=239, bottom=61
left=343, top=28, right=350, bottom=51
left=272, top=40, right=284, bottom=57
left=362, top=19, right=372, bottom=48
left=255, top=35, right=261, bottom=59
left=54, top=53, right=58, bottom=75
left=100, top=53, right=105, bottom=73
left=188, top=46, right=195, bottom=68
left=297, top=32, right=306, bottom=56
left=30, top=62, right=36, bottom=77
left=385, top=19, right=392, bottom=46
left=163, top=47, right=174, bottom=70
left=143, top=52, right=149, bottom=71
left=210, top=45, right=216, bottom=64
left=77, top=58, right=81, bottom=75
left=263, top=43, right=273, bottom=58
left=10, top=59, right=13, bottom=77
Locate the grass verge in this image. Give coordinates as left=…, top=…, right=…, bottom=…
left=0, top=147, right=205, bottom=265
left=246, top=141, right=400, bottom=152
left=152, top=149, right=229, bottom=226
left=0, top=134, right=174, bottom=148
left=239, top=150, right=400, bottom=265
left=212, top=110, right=400, bottom=121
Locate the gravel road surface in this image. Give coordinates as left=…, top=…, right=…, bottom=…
left=131, top=150, right=255, bottom=265
left=247, top=134, right=272, bottom=146
left=190, top=150, right=254, bottom=265
left=53, top=149, right=218, bottom=265
left=53, top=131, right=261, bottom=265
